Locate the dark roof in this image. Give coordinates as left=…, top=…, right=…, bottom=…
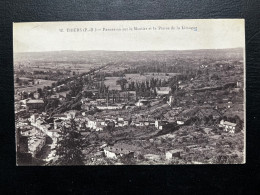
left=104, top=143, right=140, bottom=155
left=156, top=87, right=171, bottom=91
left=167, top=149, right=183, bottom=154
left=54, top=119, right=63, bottom=122
left=223, top=121, right=237, bottom=127
left=53, top=114, right=67, bottom=118
left=50, top=95, right=59, bottom=98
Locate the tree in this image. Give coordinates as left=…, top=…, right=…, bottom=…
left=107, top=121, right=115, bottom=131
left=37, top=88, right=43, bottom=97
left=116, top=78, right=128, bottom=91
left=28, top=92, right=34, bottom=99
left=71, top=101, right=82, bottom=110
left=53, top=119, right=84, bottom=165
left=234, top=115, right=243, bottom=131
left=83, top=91, right=93, bottom=98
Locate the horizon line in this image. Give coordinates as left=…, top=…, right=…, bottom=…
left=14, top=47, right=243, bottom=54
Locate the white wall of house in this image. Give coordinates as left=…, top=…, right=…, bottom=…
left=88, top=120, right=97, bottom=129
left=135, top=102, right=144, bottom=107
left=166, top=152, right=172, bottom=160
left=118, top=117, right=124, bottom=121
left=96, top=127, right=103, bottom=131
left=177, top=121, right=184, bottom=125
left=155, top=121, right=159, bottom=128
left=224, top=125, right=236, bottom=133
left=104, top=150, right=117, bottom=159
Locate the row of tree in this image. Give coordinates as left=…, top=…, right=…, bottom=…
left=50, top=119, right=85, bottom=165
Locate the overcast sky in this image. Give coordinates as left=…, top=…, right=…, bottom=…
left=13, top=19, right=245, bottom=53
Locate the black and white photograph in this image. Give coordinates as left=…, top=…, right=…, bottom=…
left=13, top=19, right=245, bottom=166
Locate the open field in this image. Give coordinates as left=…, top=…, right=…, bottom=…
left=15, top=63, right=95, bottom=74
left=104, top=77, right=121, bottom=90
left=14, top=79, right=55, bottom=93
left=100, top=66, right=128, bottom=74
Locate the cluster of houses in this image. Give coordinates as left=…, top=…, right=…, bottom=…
left=81, top=95, right=168, bottom=111
left=15, top=98, right=45, bottom=115
left=16, top=123, right=47, bottom=158
left=26, top=99, right=45, bottom=110
left=219, top=120, right=237, bottom=133
left=103, top=143, right=140, bottom=159
left=15, top=69, right=243, bottom=165
left=102, top=142, right=183, bottom=162
left=15, top=113, right=64, bottom=159
left=18, top=109, right=238, bottom=162
left=30, top=114, right=60, bottom=143
left=52, top=113, right=131, bottom=132
left=44, top=108, right=182, bottom=132
left=81, top=97, right=126, bottom=110
left=28, top=136, right=46, bottom=157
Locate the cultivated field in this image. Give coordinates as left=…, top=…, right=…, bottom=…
left=104, top=73, right=180, bottom=89
left=14, top=79, right=55, bottom=93
left=104, top=77, right=121, bottom=90
left=125, top=73, right=179, bottom=82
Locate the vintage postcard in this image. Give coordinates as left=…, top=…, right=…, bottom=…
left=14, top=19, right=245, bottom=165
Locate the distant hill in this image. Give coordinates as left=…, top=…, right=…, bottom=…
left=14, top=48, right=243, bottom=64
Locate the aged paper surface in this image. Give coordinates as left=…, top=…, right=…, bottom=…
left=14, top=19, right=245, bottom=165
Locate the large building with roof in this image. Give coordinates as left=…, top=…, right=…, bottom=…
left=103, top=143, right=140, bottom=159
left=155, top=87, right=171, bottom=96
left=26, top=99, right=44, bottom=110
